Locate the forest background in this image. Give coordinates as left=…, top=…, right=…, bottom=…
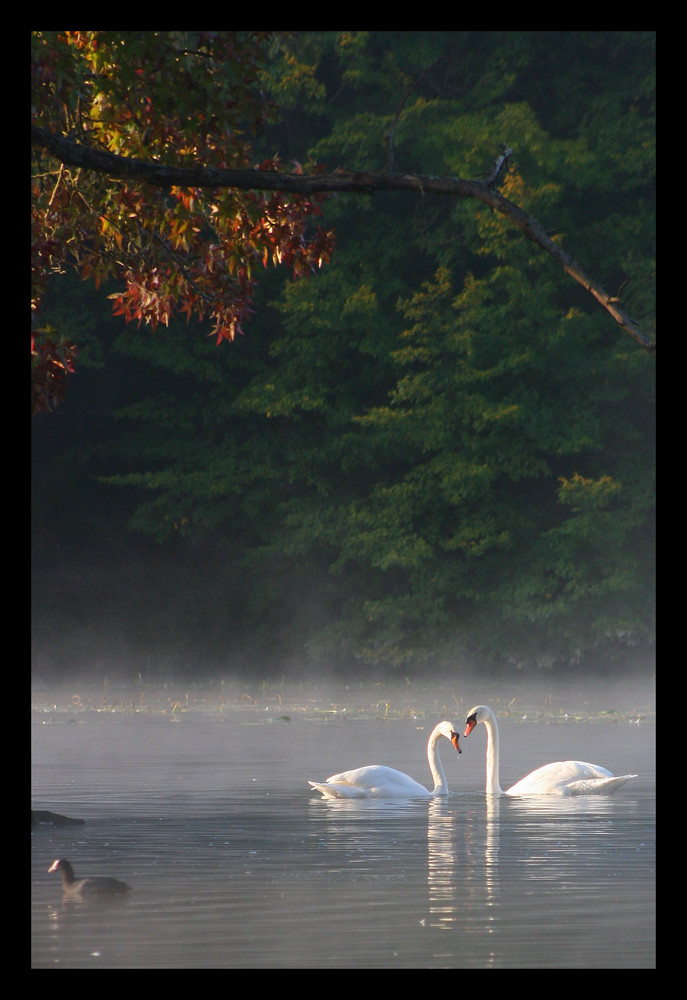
left=31, top=31, right=655, bottom=684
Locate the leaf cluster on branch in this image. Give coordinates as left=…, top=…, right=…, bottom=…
left=31, top=31, right=335, bottom=412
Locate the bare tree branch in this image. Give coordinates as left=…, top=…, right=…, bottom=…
left=31, top=125, right=655, bottom=355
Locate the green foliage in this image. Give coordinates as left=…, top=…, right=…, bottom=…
left=33, top=31, right=655, bottom=677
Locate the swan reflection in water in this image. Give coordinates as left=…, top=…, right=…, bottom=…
left=426, top=795, right=500, bottom=947
left=308, top=792, right=502, bottom=963
left=307, top=789, right=630, bottom=971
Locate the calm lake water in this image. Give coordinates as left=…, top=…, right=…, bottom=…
left=31, top=679, right=655, bottom=969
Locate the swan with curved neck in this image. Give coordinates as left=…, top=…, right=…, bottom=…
left=464, top=704, right=637, bottom=796
left=308, top=721, right=461, bottom=799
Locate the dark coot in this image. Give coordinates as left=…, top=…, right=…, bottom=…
left=48, top=859, right=130, bottom=897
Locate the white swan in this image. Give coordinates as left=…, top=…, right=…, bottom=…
left=464, top=704, right=637, bottom=796
left=308, top=721, right=462, bottom=799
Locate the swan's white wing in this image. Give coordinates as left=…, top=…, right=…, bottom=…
left=506, top=760, right=637, bottom=797
left=309, top=764, right=430, bottom=799
left=564, top=773, right=638, bottom=795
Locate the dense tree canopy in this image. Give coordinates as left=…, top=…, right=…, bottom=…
left=31, top=31, right=655, bottom=680
left=31, top=31, right=654, bottom=413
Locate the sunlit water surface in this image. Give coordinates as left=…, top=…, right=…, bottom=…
left=31, top=681, right=655, bottom=968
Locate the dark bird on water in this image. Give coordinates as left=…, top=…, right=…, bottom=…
left=48, top=858, right=131, bottom=898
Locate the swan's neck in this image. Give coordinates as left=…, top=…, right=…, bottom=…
left=428, top=727, right=448, bottom=796
left=482, top=710, right=504, bottom=796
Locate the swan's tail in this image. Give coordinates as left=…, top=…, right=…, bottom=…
left=566, top=773, right=638, bottom=795
left=308, top=780, right=369, bottom=799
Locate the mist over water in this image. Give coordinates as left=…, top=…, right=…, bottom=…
left=32, top=675, right=655, bottom=968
